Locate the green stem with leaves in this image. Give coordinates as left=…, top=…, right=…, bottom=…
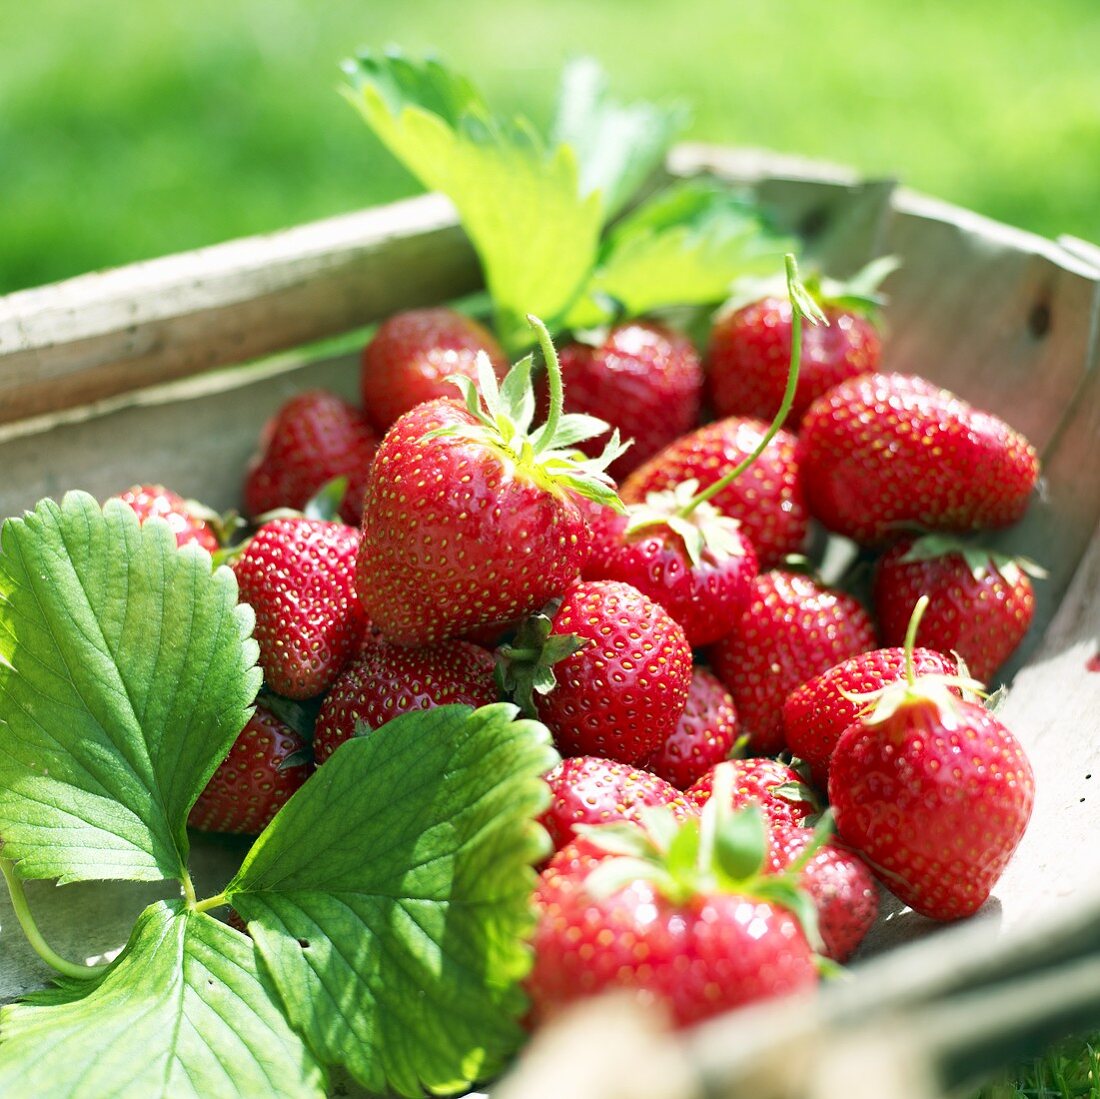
left=528, top=314, right=564, bottom=455
left=0, top=857, right=110, bottom=981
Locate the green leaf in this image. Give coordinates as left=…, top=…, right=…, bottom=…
left=0, top=493, right=260, bottom=884
left=550, top=56, right=688, bottom=221
left=565, top=180, right=793, bottom=328
left=343, top=50, right=602, bottom=352
left=0, top=901, right=325, bottom=1099
left=226, top=703, right=557, bottom=1098
left=302, top=475, right=348, bottom=522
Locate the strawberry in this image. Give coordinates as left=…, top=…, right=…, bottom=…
left=540, top=756, right=697, bottom=853
left=873, top=534, right=1042, bottom=681
left=643, top=667, right=739, bottom=789
left=581, top=483, right=758, bottom=647
left=783, top=645, right=959, bottom=789
left=188, top=702, right=311, bottom=835
left=828, top=598, right=1035, bottom=920
left=233, top=517, right=367, bottom=700
left=766, top=824, right=878, bottom=962
left=797, top=372, right=1040, bottom=546
left=312, top=638, right=497, bottom=763
left=686, top=757, right=816, bottom=827
left=360, top=306, right=507, bottom=434
left=357, top=318, right=625, bottom=644
left=706, top=258, right=895, bottom=426
left=113, top=484, right=219, bottom=553
left=549, top=322, right=703, bottom=481
left=528, top=767, right=819, bottom=1027
left=498, top=580, right=693, bottom=765
left=243, top=390, right=380, bottom=525
left=621, top=417, right=808, bottom=568
left=710, top=571, right=877, bottom=756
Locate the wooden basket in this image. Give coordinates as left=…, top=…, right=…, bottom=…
left=1, top=146, right=1098, bottom=1097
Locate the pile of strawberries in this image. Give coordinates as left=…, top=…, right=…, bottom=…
left=110, top=258, right=1041, bottom=1032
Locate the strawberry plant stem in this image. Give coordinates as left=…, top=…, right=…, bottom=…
left=528, top=314, right=564, bottom=456
left=904, top=595, right=930, bottom=686
left=0, top=857, right=110, bottom=981
left=193, top=892, right=229, bottom=915
left=680, top=254, right=811, bottom=518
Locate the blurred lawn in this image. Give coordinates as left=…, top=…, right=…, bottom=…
left=3, top=0, right=1100, bottom=294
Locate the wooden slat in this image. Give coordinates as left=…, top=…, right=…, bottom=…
left=0, top=193, right=479, bottom=424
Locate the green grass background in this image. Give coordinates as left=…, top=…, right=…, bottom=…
left=3, top=2, right=1099, bottom=1093
left=3, top=0, right=1099, bottom=294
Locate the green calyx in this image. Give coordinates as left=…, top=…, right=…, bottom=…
left=429, top=315, right=628, bottom=510
left=495, top=600, right=589, bottom=718
left=900, top=532, right=1048, bottom=586
left=624, top=480, right=747, bottom=568
left=840, top=595, right=987, bottom=728
left=716, top=253, right=901, bottom=325
left=578, top=762, right=827, bottom=952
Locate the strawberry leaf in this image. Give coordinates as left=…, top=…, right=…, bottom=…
left=0, top=492, right=260, bottom=884
left=0, top=902, right=325, bottom=1098
left=550, top=55, right=689, bottom=221
left=225, top=703, right=556, bottom=1098
left=564, top=180, right=793, bottom=328
left=343, top=50, right=602, bottom=353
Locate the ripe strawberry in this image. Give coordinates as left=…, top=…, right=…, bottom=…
left=528, top=768, right=819, bottom=1027
left=234, top=517, right=367, bottom=699
left=643, top=667, right=739, bottom=789
left=113, top=484, right=219, bottom=553
left=357, top=320, right=625, bottom=644
left=766, top=824, right=878, bottom=962
left=686, top=757, right=816, bottom=826
left=783, top=645, right=959, bottom=788
left=313, top=638, right=497, bottom=763
left=710, top=571, right=877, bottom=756
left=873, top=534, right=1042, bottom=681
left=188, top=703, right=311, bottom=835
left=540, top=756, right=697, bottom=852
left=498, top=580, right=693, bottom=765
left=621, top=417, right=808, bottom=567
left=706, top=258, right=894, bottom=426
left=797, top=373, right=1040, bottom=545
left=581, top=483, right=758, bottom=647
left=829, top=599, right=1035, bottom=920
left=243, top=390, right=380, bottom=525
left=548, top=322, right=703, bottom=481
left=360, top=306, right=507, bottom=434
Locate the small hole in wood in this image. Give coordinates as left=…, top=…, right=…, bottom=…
left=1028, top=300, right=1051, bottom=338
left=799, top=207, right=829, bottom=240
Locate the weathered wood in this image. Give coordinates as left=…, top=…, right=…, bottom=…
left=0, top=193, right=480, bottom=424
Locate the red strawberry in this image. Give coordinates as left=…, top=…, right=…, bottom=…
left=528, top=770, right=818, bottom=1027
left=357, top=320, right=625, bottom=644
left=706, top=259, right=894, bottom=426
left=797, top=373, right=1040, bottom=546
left=549, top=322, right=703, bottom=481
left=873, top=534, right=1042, bottom=681
left=828, top=599, right=1035, bottom=920
left=360, top=307, right=507, bottom=434
left=710, top=571, right=877, bottom=755
left=783, top=645, right=959, bottom=788
left=234, top=517, right=367, bottom=699
left=686, top=757, right=815, bottom=827
left=621, top=417, right=808, bottom=568
left=243, top=390, right=380, bottom=525
left=113, top=484, right=219, bottom=553
left=313, top=638, right=497, bottom=763
left=498, top=580, right=693, bottom=765
left=643, top=667, right=739, bottom=789
left=188, top=703, right=311, bottom=834
left=766, top=824, right=878, bottom=962
left=581, top=484, right=758, bottom=647
left=540, top=756, right=697, bottom=852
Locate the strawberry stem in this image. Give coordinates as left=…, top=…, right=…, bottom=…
left=904, top=595, right=931, bottom=686
left=528, top=314, right=564, bottom=457
left=0, top=857, right=111, bottom=981
left=679, top=254, right=823, bottom=518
